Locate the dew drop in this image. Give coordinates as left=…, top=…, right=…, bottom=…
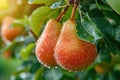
left=43, top=64, right=51, bottom=69
left=83, top=33, right=87, bottom=36
left=81, top=69, right=85, bottom=72
left=41, top=48, right=44, bottom=52
left=47, top=66, right=51, bottom=69
left=54, top=66, right=58, bottom=69
left=73, top=71, right=77, bottom=72
left=68, top=70, right=72, bottom=72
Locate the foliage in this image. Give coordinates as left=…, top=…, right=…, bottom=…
left=0, top=0, right=120, bottom=80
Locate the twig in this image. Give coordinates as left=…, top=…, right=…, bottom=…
left=56, top=5, right=69, bottom=21
left=30, top=29, right=38, bottom=40
left=71, top=0, right=79, bottom=20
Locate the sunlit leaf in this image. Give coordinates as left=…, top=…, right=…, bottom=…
left=29, top=0, right=58, bottom=6
left=106, top=0, right=120, bottom=15
left=20, top=43, right=35, bottom=60
left=29, top=6, right=59, bottom=36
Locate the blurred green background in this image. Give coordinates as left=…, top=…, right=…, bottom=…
left=0, top=0, right=120, bottom=80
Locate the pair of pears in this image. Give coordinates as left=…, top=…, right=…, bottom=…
left=36, top=19, right=97, bottom=71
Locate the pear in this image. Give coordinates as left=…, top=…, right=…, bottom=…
left=1, top=15, right=24, bottom=43
left=54, top=19, right=97, bottom=71
left=36, top=19, right=62, bottom=67
left=94, top=62, right=112, bottom=74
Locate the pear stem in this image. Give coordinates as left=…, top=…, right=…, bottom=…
left=30, top=29, right=38, bottom=40
left=71, top=0, right=79, bottom=20
left=56, top=5, right=69, bottom=21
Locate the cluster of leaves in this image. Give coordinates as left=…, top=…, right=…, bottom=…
left=0, top=0, right=120, bottom=80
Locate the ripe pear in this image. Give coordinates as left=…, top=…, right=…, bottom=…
left=36, top=19, right=62, bottom=67
left=1, top=15, right=24, bottom=43
left=3, top=50, right=12, bottom=59
left=54, top=19, right=97, bottom=71
left=94, top=62, right=113, bottom=74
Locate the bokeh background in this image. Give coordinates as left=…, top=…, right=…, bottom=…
left=0, top=0, right=120, bottom=80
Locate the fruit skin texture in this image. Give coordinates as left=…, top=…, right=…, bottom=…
left=54, top=19, right=97, bottom=71
left=1, top=16, right=24, bottom=43
left=36, top=19, right=62, bottom=67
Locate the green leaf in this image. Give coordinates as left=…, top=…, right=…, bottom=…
left=34, top=66, right=45, bottom=80
left=62, top=7, right=79, bottom=22
left=12, top=66, right=30, bottom=76
left=81, top=14, right=103, bottom=42
left=96, top=0, right=112, bottom=11
left=114, top=63, right=120, bottom=71
left=88, top=8, right=104, bottom=17
left=62, top=70, right=76, bottom=78
left=64, top=0, right=70, bottom=5
left=103, top=11, right=120, bottom=24
left=29, top=0, right=58, bottom=6
left=92, top=17, right=114, bottom=38
left=76, top=20, right=94, bottom=43
left=101, top=0, right=108, bottom=4
left=20, top=43, right=35, bottom=60
left=1, top=41, right=17, bottom=53
left=50, top=1, right=62, bottom=9
left=29, top=62, right=40, bottom=73
left=29, top=6, right=59, bottom=36
left=12, top=16, right=29, bottom=28
left=45, top=69, right=63, bottom=80
left=99, top=47, right=111, bottom=63
left=104, top=37, right=120, bottom=54
left=106, top=0, right=120, bottom=15
left=115, top=26, right=120, bottom=41
left=62, top=7, right=73, bottom=22
left=91, top=17, right=120, bottom=54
